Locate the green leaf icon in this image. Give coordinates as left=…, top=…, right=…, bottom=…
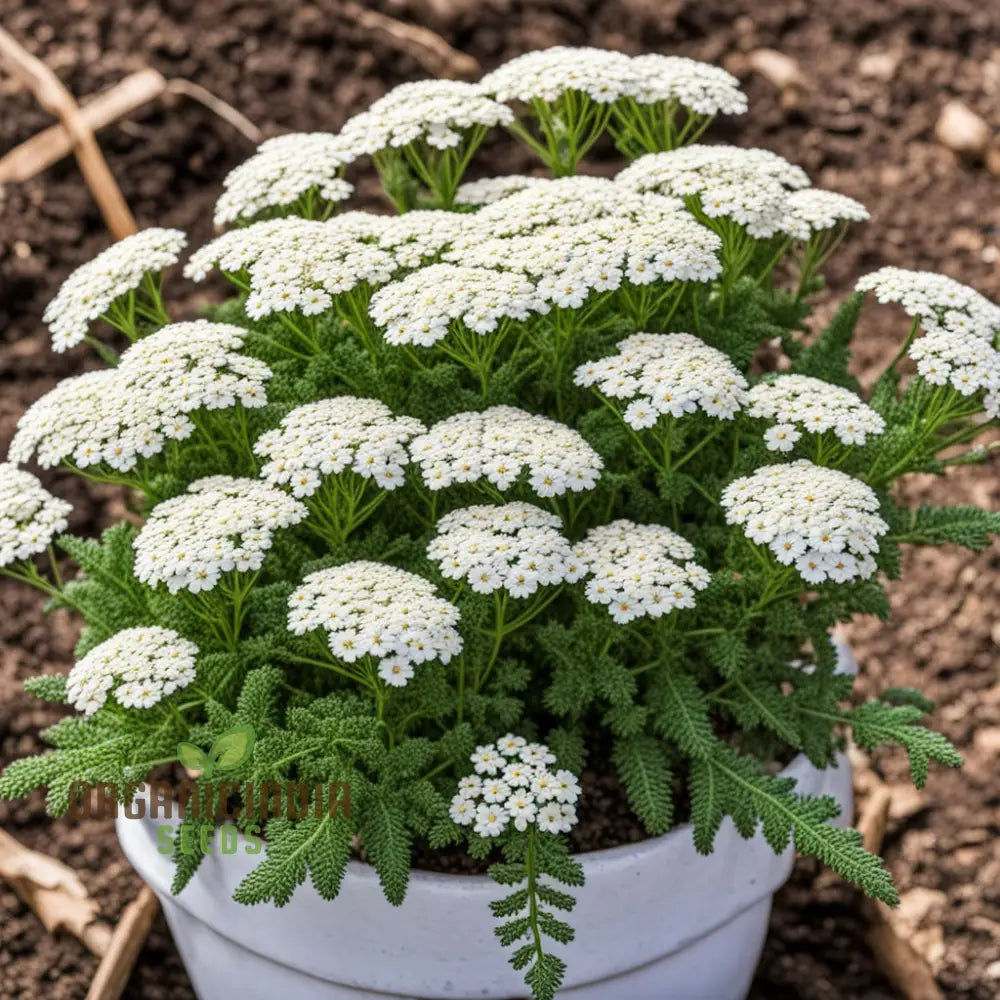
left=177, top=742, right=212, bottom=777
left=210, top=725, right=256, bottom=772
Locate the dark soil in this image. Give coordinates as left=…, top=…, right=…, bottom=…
left=3, top=1, right=1000, bottom=998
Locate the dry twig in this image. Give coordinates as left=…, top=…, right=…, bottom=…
left=0, top=69, right=167, bottom=183
left=337, top=2, right=479, bottom=79
left=0, top=827, right=112, bottom=956
left=84, top=886, right=160, bottom=1000
left=0, top=26, right=137, bottom=238
left=855, top=774, right=944, bottom=1000
left=165, top=78, right=263, bottom=144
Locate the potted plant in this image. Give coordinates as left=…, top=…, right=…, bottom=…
left=2, top=46, right=995, bottom=1000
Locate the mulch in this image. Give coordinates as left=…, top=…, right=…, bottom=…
left=2, top=1, right=1000, bottom=997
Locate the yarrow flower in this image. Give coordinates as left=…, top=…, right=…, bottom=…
left=721, top=460, right=889, bottom=584
left=575, top=520, right=710, bottom=623
left=451, top=736, right=580, bottom=836
left=909, top=322, right=1000, bottom=414
left=44, top=228, right=186, bottom=352
left=625, top=54, right=747, bottom=116
left=447, top=214, right=721, bottom=303
left=185, top=218, right=396, bottom=319
left=65, top=627, right=198, bottom=715
left=856, top=267, right=1000, bottom=341
left=408, top=406, right=603, bottom=496
left=339, top=80, right=513, bottom=155
left=574, top=332, right=749, bottom=427
left=617, top=146, right=810, bottom=237
left=454, top=175, right=545, bottom=206
left=748, top=374, right=886, bottom=449
left=213, top=132, right=354, bottom=226
left=480, top=47, right=634, bottom=104
left=134, top=477, right=306, bottom=594
left=780, top=189, right=869, bottom=240
left=459, top=176, right=682, bottom=238
left=369, top=263, right=544, bottom=345
left=9, top=322, right=270, bottom=473
left=287, top=562, right=462, bottom=686
left=254, top=397, right=425, bottom=497
left=427, top=503, right=583, bottom=598
left=0, top=464, right=71, bottom=568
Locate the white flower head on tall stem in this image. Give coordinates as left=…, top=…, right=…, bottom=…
left=339, top=80, right=513, bottom=156
left=185, top=218, right=397, bottom=319
left=287, top=561, right=462, bottom=685
left=255, top=397, right=425, bottom=497
left=134, top=477, right=306, bottom=594
left=908, top=321, right=1000, bottom=411
left=10, top=323, right=271, bottom=474
left=459, top=176, right=682, bottom=239
left=44, top=228, right=186, bottom=352
left=480, top=47, right=634, bottom=104
left=721, top=460, right=888, bottom=584
left=856, top=267, right=1000, bottom=341
left=65, top=627, right=198, bottom=715
left=574, top=332, right=749, bottom=427
left=369, top=263, right=545, bottom=346
left=0, top=464, right=71, bottom=568
left=626, top=55, right=747, bottom=115
left=576, top=520, right=710, bottom=623
left=451, top=736, right=580, bottom=837
left=748, top=374, right=885, bottom=448
left=408, top=406, right=603, bottom=496
left=617, top=146, right=810, bottom=238
left=780, top=189, right=869, bottom=240
left=428, top=503, right=583, bottom=598
left=213, top=133, right=354, bottom=226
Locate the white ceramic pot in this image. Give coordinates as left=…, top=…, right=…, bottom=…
left=117, top=647, right=856, bottom=1000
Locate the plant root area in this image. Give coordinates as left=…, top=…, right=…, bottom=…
left=2, top=2, right=1000, bottom=997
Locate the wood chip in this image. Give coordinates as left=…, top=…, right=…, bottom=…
left=0, top=827, right=112, bottom=956
left=85, top=886, right=160, bottom=1000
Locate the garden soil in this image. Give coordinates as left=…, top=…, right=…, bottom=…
left=2, top=1, right=1000, bottom=997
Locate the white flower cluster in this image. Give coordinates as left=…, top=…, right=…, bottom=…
left=214, top=133, right=354, bottom=226
left=185, top=219, right=396, bottom=319
left=287, top=561, right=462, bottom=686
left=617, top=145, right=810, bottom=237
left=481, top=46, right=635, bottom=104
left=909, top=321, right=1000, bottom=415
left=627, top=54, right=747, bottom=115
left=44, top=228, right=187, bottom=352
left=134, top=477, right=306, bottom=594
left=66, top=627, right=198, bottom=715
left=0, top=464, right=71, bottom=568
left=408, top=406, right=603, bottom=495
left=780, top=189, right=869, bottom=240
left=9, top=322, right=270, bottom=473
left=574, top=332, right=749, bottom=427
left=449, top=736, right=580, bottom=837
left=254, top=397, right=425, bottom=497
left=454, top=175, right=544, bottom=206
left=427, top=503, right=583, bottom=598
left=458, top=176, right=681, bottom=238
left=364, top=210, right=468, bottom=269
left=447, top=215, right=721, bottom=306
left=856, top=267, right=1000, bottom=340
left=369, top=263, right=543, bottom=345
left=575, top=520, right=710, bottom=623
left=340, top=80, right=513, bottom=154
left=748, top=375, right=886, bottom=450
left=721, top=460, right=888, bottom=584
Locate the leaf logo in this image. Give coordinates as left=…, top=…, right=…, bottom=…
left=177, top=725, right=256, bottom=779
